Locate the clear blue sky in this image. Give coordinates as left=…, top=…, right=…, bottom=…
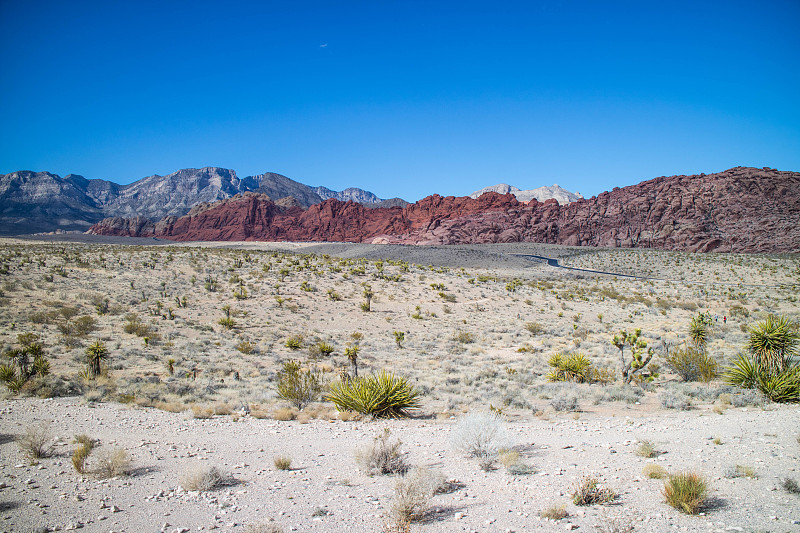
left=1, top=1, right=798, bottom=201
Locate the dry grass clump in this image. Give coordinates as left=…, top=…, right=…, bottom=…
left=572, top=475, right=617, bottom=505
left=16, top=422, right=54, bottom=461
left=662, top=471, right=708, bottom=514
left=356, top=428, right=409, bottom=475
left=642, top=464, right=668, bottom=479
left=389, top=467, right=443, bottom=523
left=94, top=447, right=131, bottom=478
left=180, top=465, right=227, bottom=491
left=724, top=464, right=757, bottom=479
left=191, top=405, right=215, bottom=419
left=540, top=504, right=568, bottom=520
left=451, top=412, right=510, bottom=466
left=273, top=455, right=292, bottom=470
left=71, top=434, right=96, bottom=474
left=272, top=407, right=298, bottom=421
left=243, top=522, right=284, bottom=533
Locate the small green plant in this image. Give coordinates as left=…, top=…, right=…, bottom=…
left=311, top=341, right=335, bottom=357
left=393, top=331, right=405, bottom=349
left=285, top=335, right=303, bottom=350
left=362, top=284, right=374, bottom=312
left=233, top=286, right=248, bottom=300
left=276, top=360, right=323, bottom=410
left=327, top=289, right=341, bottom=301
left=327, top=370, right=421, bottom=418
left=663, top=471, right=708, bottom=514
left=273, top=456, right=292, bottom=470
left=572, top=476, right=616, bottom=505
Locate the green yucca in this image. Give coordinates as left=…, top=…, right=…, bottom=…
left=326, top=370, right=421, bottom=418
left=747, top=314, right=798, bottom=373
left=547, top=353, right=592, bottom=383
left=725, top=353, right=800, bottom=403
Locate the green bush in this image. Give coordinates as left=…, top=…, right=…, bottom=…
left=327, top=371, right=421, bottom=418
left=666, top=347, right=718, bottom=383
left=276, top=360, right=322, bottom=410
left=725, top=354, right=800, bottom=403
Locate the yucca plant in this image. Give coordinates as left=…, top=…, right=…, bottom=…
left=547, top=353, right=592, bottom=383
left=747, top=314, right=798, bottom=374
left=85, top=341, right=109, bottom=379
left=326, top=370, right=421, bottom=418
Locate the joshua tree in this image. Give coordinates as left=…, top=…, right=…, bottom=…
left=345, top=345, right=360, bottom=377
left=612, top=328, right=655, bottom=384
left=689, top=312, right=712, bottom=350
left=393, top=331, right=405, bottom=349
left=362, top=284, right=374, bottom=312
left=85, top=341, right=109, bottom=379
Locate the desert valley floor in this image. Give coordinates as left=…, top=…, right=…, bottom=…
left=0, top=238, right=797, bottom=533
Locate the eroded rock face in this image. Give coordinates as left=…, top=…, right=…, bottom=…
left=88, top=167, right=800, bottom=253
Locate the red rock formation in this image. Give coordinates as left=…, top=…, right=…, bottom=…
left=88, top=167, right=800, bottom=253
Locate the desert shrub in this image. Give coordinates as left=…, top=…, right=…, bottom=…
left=663, top=471, right=708, bottom=514
left=94, top=447, right=131, bottom=478
left=218, top=317, right=236, bottom=330
left=451, top=412, right=510, bottom=462
left=356, top=428, right=409, bottom=475
left=390, top=467, right=442, bottom=523
left=540, top=504, right=568, bottom=520
left=452, top=331, right=475, bottom=344
left=72, top=315, right=97, bottom=336
left=123, top=313, right=152, bottom=337
left=276, top=360, right=323, bottom=410
left=499, top=449, right=535, bottom=475
left=235, top=341, right=256, bottom=354
left=595, top=385, right=644, bottom=404
left=780, top=477, right=800, bottom=495
left=273, top=456, right=292, bottom=470
left=180, top=465, right=227, bottom=491
left=666, top=347, right=719, bottom=382
left=327, top=370, right=421, bottom=418
left=635, top=440, right=658, bottom=458
left=525, top=322, right=544, bottom=335
left=572, top=475, right=616, bottom=505
left=284, top=335, right=304, bottom=350
left=642, top=464, right=668, bottom=479
left=17, top=422, right=54, bottom=461
left=724, top=464, right=757, bottom=479
left=659, top=390, right=691, bottom=410
left=728, top=389, right=766, bottom=407
left=549, top=393, right=580, bottom=412
left=309, top=341, right=335, bottom=358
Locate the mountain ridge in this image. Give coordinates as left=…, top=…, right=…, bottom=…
left=87, top=167, right=800, bottom=253
left=469, top=183, right=583, bottom=204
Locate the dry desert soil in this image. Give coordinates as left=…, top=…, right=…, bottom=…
left=0, top=238, right=798, bottom=533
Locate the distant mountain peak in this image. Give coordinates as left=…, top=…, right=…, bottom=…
left=470, top=183, right=583, bottom=204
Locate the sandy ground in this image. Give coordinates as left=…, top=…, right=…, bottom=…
left=0, top=238, right=798, bottom=532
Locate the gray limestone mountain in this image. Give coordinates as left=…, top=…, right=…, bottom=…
left=469, top=183, right=583, bottom=204
left=0, top=167, right=394, bottom=235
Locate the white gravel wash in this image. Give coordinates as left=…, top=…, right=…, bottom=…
left=1, top=397, right=799, bottom=533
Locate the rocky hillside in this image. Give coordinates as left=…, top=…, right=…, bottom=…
left=469, top=183, right=583, bottom=204
left=0, top=168, right=391, bottom=235
left=89, top=167, right=800, bottom=253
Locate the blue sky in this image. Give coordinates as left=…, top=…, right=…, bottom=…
left=1, top=1, right=798, bottom=201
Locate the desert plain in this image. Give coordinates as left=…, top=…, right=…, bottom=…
left=0, top=237, right=798, bottom=533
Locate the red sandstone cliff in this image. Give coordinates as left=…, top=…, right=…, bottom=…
left=88, top=167, right=800, bottom=253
